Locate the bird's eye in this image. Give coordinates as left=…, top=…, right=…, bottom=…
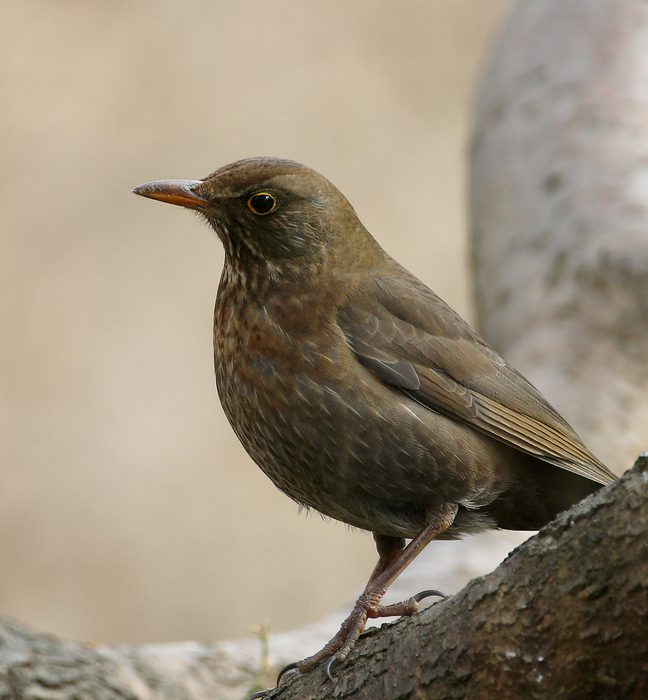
left=247, top=192, right=278, bottom=215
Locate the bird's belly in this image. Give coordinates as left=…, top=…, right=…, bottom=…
left=215, top=334, right=368, bottom=514
left=214, top=321, right=514, bottom=538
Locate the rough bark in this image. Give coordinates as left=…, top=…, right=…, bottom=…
left=1, top=457, right=646, bottom=700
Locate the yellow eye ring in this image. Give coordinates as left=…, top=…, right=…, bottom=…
left=247, top=192, right=278, bottom=215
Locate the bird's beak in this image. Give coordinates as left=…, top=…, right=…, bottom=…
left=132, top=180, right=210, bottom=211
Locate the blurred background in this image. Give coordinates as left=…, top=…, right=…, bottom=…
left=0, top=0, right=513, bottom=645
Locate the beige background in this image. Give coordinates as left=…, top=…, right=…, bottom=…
left=1, top=0, right=511, bottom=645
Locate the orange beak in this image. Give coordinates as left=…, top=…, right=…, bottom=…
left=132, top=180, right=210, bottom=211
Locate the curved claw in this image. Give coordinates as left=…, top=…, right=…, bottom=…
left=246, top=689, right=272, bottom=700
left=324, top=655, right=338, bottom=682
left=248, top=661, right=299, bottom=700
left=413, top=588, right=446, bottom=603
left=276, top=661, right=300, bottom=686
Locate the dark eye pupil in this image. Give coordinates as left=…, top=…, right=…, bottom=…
left=249, top=193, right=276, bottom=214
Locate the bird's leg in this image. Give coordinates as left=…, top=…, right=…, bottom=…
left=295, top=503, right=458, bottom=676
left=367, top=532, right=406, bottom=582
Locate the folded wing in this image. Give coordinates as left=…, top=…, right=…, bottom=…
left=338, top=263, right=615, bottom=486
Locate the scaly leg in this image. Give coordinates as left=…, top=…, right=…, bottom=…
left=292, top=504, right=458, bottom=677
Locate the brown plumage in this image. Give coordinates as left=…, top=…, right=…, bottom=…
left=133, top=157, right=615, bottom=676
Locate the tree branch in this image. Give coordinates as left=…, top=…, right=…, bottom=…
left=2, top=456, right=645, bottom=700
left=269, top=455, right=648, bottom=699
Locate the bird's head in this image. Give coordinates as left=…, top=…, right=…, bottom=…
left=133, top=157, right=383, bottom=271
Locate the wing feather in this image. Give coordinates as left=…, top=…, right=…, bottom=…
left=338, top=262, right=615, bottom=485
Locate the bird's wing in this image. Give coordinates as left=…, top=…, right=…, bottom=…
left=338, top=263, right=615, bottom=485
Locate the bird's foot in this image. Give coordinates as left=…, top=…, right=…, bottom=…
left=274, top=604, right=368, bottom=686
left=310, top=603, right=369, bottom=678
left=367, top=588, right=446, bottom=618
left=276, top=588, right=445, bottom=685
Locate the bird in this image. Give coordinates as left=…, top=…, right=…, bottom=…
left=133, top=157, right=616, bottom=677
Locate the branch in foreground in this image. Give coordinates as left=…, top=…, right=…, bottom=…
left=273, top=455, right=647, bottom=700
left=1, top=457, right=645, bottom=700
left=270, top=457, right=648, bottom=700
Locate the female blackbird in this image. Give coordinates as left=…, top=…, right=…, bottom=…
left=133, top=158, right=615, bottom=675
